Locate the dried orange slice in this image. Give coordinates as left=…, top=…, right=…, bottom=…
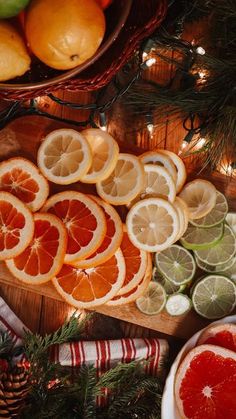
left=0, top=191, right=34, bottom=260
left=96, top=153, right=145, bottom=205
left=52, top=249, right=126, bottom=308
left=158, top=149, right=187, bottom=193
left=37, top=129, right=92, bottom=185
left=139, top=150, right=177, bottom=184
left=42, top=191, right=106, bottom=263
left=179, top=179, right=217, bottom=220
left=6, top=213, right=67, bottom=284
left=72, top=195, right=123, bottom=268
left=0, top=157, right=49, bottom=212
left=107, top=254, right=152, bottom=306
left=117, top=230, right=148, bottom=295
left=80, top=129, right=119, bottom=183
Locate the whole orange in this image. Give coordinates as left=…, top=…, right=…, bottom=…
left=25, top=0, right=105, bottom=70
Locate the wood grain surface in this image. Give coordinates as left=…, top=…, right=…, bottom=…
left=0, top=21, right=235, bottom=338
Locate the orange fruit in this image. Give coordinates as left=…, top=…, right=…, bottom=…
left=0, top=192, right=34, bottom=260
left=107, top=254, right=152, bottom=306
left=6, top=213, right=67, bottom=284
left=72, top=195, right=123, bottom=268
left=25, top=0, right=106, bottom=70
left=42, top=191, right=106, bottom=263
left=52, top=249, right=126, bottom=308
left=0, top=158, right=49, bottom=212
left=0, top=21, right=30, bottom=81
left=117, top=230, right=148, bottom=295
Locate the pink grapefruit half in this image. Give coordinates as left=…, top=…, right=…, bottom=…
left=197, top=323, right=236, bottom=352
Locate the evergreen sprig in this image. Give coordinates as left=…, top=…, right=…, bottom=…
left=0, top=331, right=14, bottom=357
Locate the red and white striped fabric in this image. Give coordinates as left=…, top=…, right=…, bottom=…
left=0, top=297, right=169, bottom=377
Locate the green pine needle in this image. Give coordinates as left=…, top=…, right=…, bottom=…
left=0, top=331, right=14, bottom=357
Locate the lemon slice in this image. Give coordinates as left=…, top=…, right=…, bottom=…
left=194, top=224, right=236, bottom=265
left=157, top=149, right=187, bottom=193
left=126, top=197, right=179, bottom=252
left=190, top=191, right=228, bottom=228
left=226, top=212, right=236, bottom=236
left=195, top=254, right=236, bottom=273
left=96, top=153, right=145, bottom=205
left=37, top=128, right=92, bottom=185
left=139, top=150, right=177, bottom=183
left=139, top=164, right=176, bottom=202
left=180, top=223, right=224, bottom=250
left=174, top=197, right=189, bottom=240
left=80, top=129, right=119, bottom=183
left=178, top=179, right=217, bottom=220
left=165, top=294, right=191, bottom=316
left=192, top=275, right=236, bottom=319
left=136, top=281, right=166, bottom=315
left=155, top=245, right=196, bottom=285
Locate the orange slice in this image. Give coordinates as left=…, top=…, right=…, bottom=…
left=42, top=191, right=106, bottom=263
left=37, top=128, right=92, bottom=185
left=139, top=150, right=177, bottom=184
left=72, top=195, right=123, bottom=268
left=53, top=249, right=126, bottom=308
left=106, top=254, right=152, bottom=306
left=6, top=213, right=67, bottom=284
left=158, top=149, right=187, bottom=193
left=80, top=129, right=119, bottom=183
left=117, top=229, right=148, bottom=295
left=0, top=191, right=34, bottom=260
left=0, top=157, right=49, bottom=212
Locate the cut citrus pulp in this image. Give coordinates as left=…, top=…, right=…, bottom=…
left=136, top=281, right=166, bottom=315
left=52, top=249, right=126, bottom=308
left=139, top=164, right=176, bottom=202
left=194, top=224, right=236, bottom=265
left=195, top=254, right=236, bottom=273
left=37, top=128, right=92, bottom=184
left=180, top=222, right=224, bottom=250
left=0, top=191, right=34, bottom=260
left=157, top=149, right=186, bottom=193
left=96, top=153, right=145, bottom=205
left=6, top=213, right=67, bottom=284
left=179, top=179, right=217, bottom=220
left=155, top=244, right=196, bottom=285
left=80, top=129, right=119, bottom=183
left=0, top=157, right=49, bottom=212
left=165, top=293, right=191, bottom=316
left=191, top=274, right=236, bottom=319
left=117, top=230, right=148, bottom=295
left=139, top=150, right=177, bottom=183
left=126, top=197, right=179, bottom=252
left=174, top=196, right=189, bottom=239
left=197, top=323, right=236, bottom=352
left=73, top=195, right=123, bottom=268
left=106, top=254, right=152, bottom=306
left=190, top=191, right=228, bottom=228
left=226, top=212, right=236, bottom=236
left=152, top=267, right=185, bottom=295
left=175, top=344, right=236, bottom=419
left=42, top=191, right=106, bottom=263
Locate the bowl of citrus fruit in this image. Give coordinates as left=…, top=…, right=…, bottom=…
left=0, top=0, right=132, bottom=94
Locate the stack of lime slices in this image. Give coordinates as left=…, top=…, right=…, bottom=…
left=135, top=189, right=236, bottom=320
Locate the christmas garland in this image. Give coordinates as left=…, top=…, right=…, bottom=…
left=0, top=314, right=164, bottom=419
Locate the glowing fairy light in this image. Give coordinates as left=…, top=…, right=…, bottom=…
left=196, top=46, right=206, bottom=55
left=145, top=58, right=156, bottom=67
left=142, top=51, right=148, bottom=60
left=196, top=137, right=206, bottom=149
left=99, top=112, right=107, bottom=131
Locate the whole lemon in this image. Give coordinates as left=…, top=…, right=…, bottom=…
left=0, top=21, right=31, bottom=81
left=25, top=0, right=106, bottom=70
left=0, top=0, right=30, bottom=18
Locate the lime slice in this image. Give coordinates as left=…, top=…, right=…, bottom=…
left=194, top=224, right=236, bottom=265
left=165, top=294, right=191, bottom=316
left=152, top=267, right=186, bottom=295
left=180, top=223, right=224, bottom=250
left=226, top=212, right=236, bottom=236
left=192, top=275, right=236, bottom=319
left=155, top=245, right=196, bottom=285
left=223, top=256, right=236, bottom=282
left=195, top=254, right=236, bottom=273
left=135, top=282, right=166, bottom=315
left=190, top=191, right=228, bottom=228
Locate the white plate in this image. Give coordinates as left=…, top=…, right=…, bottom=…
left=161, top=315, right=236, bottom=419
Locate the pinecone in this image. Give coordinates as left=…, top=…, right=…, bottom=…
left=0, top=365, right=30, bottom=418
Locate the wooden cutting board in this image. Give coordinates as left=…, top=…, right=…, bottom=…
left=0, top=115, right=235, bottom=339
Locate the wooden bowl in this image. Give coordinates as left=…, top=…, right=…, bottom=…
left=0, top=0, right=132, bottom=94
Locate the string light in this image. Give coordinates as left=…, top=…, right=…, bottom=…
left=99, top=112, right=107, bottom=131
left=196, top=137, right=206, bottom=149
left=196, top=46, right=206, bottom=55
left=198, top=71, right=206, bottom=79
left=218, top=161, right=236, bottom=176
left=145, top=58, right=156, bottom=68
left=142, top=51, right=148, bottom=60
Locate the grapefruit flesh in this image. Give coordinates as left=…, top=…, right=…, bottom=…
left=175, top=344, right=236, bottom=419
left=197, top=324, right=236, bottom=352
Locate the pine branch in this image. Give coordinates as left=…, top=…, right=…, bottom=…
left=0, top=331, right=14, bottom=357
